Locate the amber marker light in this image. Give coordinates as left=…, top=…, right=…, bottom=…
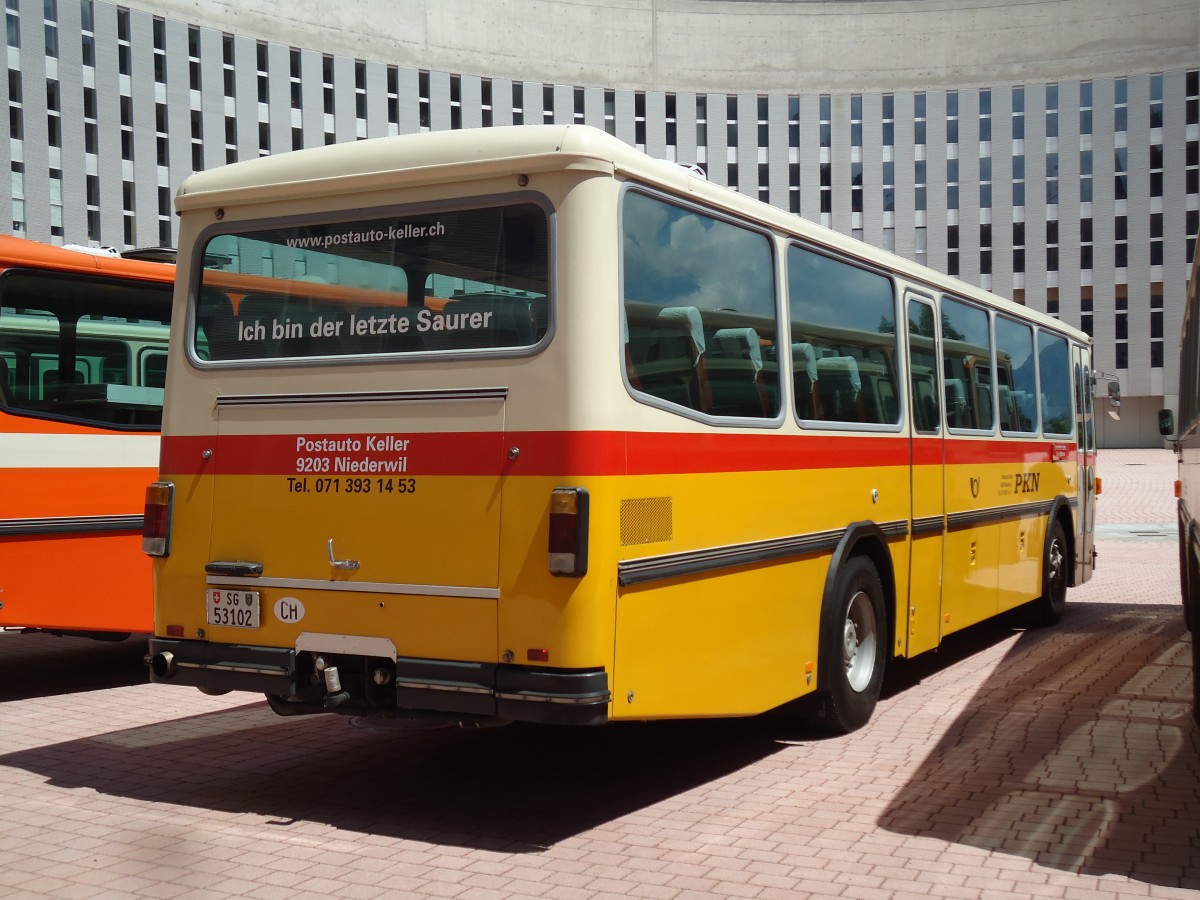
left=142, top=481, right=174, bottom=557
left=548, top=487, right=589, bottom=577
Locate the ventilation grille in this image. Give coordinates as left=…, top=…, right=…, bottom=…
left=620, top=497, right=673, bottom=546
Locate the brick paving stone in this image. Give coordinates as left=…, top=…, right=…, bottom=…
left=1, top=449, right=1197, bottom=899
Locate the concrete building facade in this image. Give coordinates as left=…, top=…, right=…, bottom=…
left=3, top=0, right=1197, bottom=445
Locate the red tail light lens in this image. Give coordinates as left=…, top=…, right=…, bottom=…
left=548, top=487, right=589, bottom=577
left=143, top=481, right=174, bottom=557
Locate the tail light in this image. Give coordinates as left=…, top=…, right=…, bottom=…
left=143, top=481, right=175, bottom=557
left=548, top=487, right=589, bottom=577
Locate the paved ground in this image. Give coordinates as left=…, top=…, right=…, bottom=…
left=0, top=448, right=1195, bottom=899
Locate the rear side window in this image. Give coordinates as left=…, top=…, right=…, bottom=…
left=0, top=270, right=171, bottom=430
left=622, top=190, right=780, bottom=420
left=195, top=202, right=550, bottom=362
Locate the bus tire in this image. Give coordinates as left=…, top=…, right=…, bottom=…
left=1028, top=518, right=1069, bottom=626
left=816, top=555, right=887, bottom=734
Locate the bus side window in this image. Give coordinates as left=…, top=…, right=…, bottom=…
left=626, top=305, right=709, bottom=412
left=793, top=342, right=817, bottom=418
left=708, top=327, right=772, bottom=417
left=816, top=356, right=862, bottom=422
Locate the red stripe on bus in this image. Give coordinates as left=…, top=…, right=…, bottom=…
left=159, top=432, right=1074, bottom=478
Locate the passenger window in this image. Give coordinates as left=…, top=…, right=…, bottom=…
left=1038, top=330, right=1074, bottom=436
left=907, top=299, right=939, bottom=434
left=941, top=296, right=995, bottom=432
left=995, top=315, right=1037, bottom=433
left=622, top=190, right=780, bottom=419
left=787, top=244, right=899, bottom=426
left=0, top=271, right=170, bottom=429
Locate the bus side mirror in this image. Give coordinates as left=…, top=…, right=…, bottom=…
left=1106, top=380, right=1121, bottom=421
left=1159, top=408, right=1175, bottom=437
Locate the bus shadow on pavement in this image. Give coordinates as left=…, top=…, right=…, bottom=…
left=878, top=600, right=1200, bottom=891
left=0, top=692, right=794, bottom=851
left=0, top=632, right=148, bottom=701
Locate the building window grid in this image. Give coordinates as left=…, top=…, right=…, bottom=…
left=665, top=92, right=676, bottom=148
left=1151, top=284, right=1164, bottom=368
left=480, top=77, right=492, bottom=127
left=151, top=18, right=167, bottom=84
left=288, top=46, right=302, bottom=112
left=10, top=160, right=23, bottom=235
left=321, top=54, right=333, bottom=116
left=48, top=167, right=62, bottom=237
left=116, top=7, right=130, bottom=76
left=418, top=70, right=431, bottom=130
left=80, top=0, right=94, bottom=66
left=6, top=0, right=19, bottom=50
left=43, top=0, right=57, bottom=59
left=603, top=89, right=615, bottom=135
left=635, top=90, right=645, bottom=147
left=542, top=83, right=554, bottom=125
left=355, top=60, right=368, bottom=125
left=511, top=82, right=522, bottom=126
left=386, top=66, right=399, bottom=128
left=0, top=12, right=1196, bottom=340
left=449, top=73, right=461, bottom=130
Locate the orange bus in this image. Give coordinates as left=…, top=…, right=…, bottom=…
left=0, top=237, right=173, bottom=638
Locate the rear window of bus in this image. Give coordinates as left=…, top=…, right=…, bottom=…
left=0, top=269, right=170, bottom=429
left=193, top=202, right=550, bottom=363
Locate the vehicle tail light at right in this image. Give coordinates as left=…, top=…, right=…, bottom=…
left=143, top=481, right=175, bottom=557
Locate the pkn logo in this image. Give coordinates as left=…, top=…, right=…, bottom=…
left=1015, top=471, right=1041, bottom=494
left=274, top=596, right=305, bottom=623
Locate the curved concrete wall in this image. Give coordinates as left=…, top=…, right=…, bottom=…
left=124, top=0, right=1197, bottom=93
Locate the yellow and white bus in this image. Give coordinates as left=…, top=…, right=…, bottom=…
left=145, top=125, right=1096, bottom=731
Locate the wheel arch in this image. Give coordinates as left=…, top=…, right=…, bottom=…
left=816, top=521, right=897, bottom=692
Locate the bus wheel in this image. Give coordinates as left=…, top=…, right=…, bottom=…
left=1028, top=518, right=1069, bottom=626
left=816, top=555, right=887, bottom=734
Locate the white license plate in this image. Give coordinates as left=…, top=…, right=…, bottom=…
left=205, top=589, right=260, bottom=628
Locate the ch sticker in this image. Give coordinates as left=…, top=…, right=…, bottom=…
left=274, top=596, right=306, bottom=623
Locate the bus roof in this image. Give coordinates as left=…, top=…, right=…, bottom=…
left=0, top=235, right=175, bottom=284
left=176, top=124, right=1086, bottom=344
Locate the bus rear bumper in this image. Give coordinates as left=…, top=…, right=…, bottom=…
left=146, top=637, right=611, bottom=726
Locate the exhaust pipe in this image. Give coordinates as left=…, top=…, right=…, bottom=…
left=148, top=651, right=176, bottom=679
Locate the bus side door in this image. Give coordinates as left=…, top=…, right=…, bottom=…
left=905, top=295, right=944, bottom=656
left=1073, top=345, right=1096, bottom=584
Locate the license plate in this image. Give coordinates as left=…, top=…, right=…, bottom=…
left=205, top=589, right=260, bottom=628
